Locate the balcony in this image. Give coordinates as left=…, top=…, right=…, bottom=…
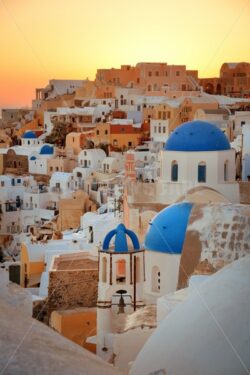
left=5, top=202, right=18, bottom=212
left=51, top=187, right=62, bottom=193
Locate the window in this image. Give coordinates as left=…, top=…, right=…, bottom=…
left=176, top=71, right=180, bottom=76
left=105, top=130, right=108, bottom=135
left=50, top=167, right=53, bottom=172
left=171, top=161, right=178, bottom=182
left=152, top=266, right=160, bottom=292
left=72, top=137, right=75, bottom=142
left=163, top=126, right=166, bottom=133
left=1, top=181, right=4, bottom=187
left=241, top=121, right=245, bottom=127
left=102, top=257, right=107, bottom=283
left=135, top=256, right=140, bottom=282
left=224, top=160, right=229, bottom=181
left=154, top=126, right=157, bottom=133
left=96, top=130, right=100, bottom=135
left=148, top=71, right=152, bottom=77
left=155, top=71, right=159, bottom=76
left=128, top=141, right=132, bottom=147
left=116, top=259, right=126, bottom=284
left=198, top=162, right=206, bottom=183
left=148, top=85, right=151, bottom=92
left=88, top=226, right=93, bottom=243
left=159, top=126, right=161, bottom=133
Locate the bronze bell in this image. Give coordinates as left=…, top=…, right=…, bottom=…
left=117, top=294, right=125, bottom=314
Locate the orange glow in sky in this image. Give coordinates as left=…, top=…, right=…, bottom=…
left=0, top=0, right=250, bottom=109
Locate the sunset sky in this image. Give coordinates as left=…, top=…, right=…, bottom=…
left=0, top=0, right=249, bottom=110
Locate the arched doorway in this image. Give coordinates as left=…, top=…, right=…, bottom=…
left=205, top=83, right=214, bottom=95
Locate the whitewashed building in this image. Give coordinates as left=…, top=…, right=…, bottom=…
left=28, top=145, right=54, bottom=175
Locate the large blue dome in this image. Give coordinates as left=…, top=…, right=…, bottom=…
left=144, top=202, right=193, bottom=254
left=22, top=131, right=37, bottom=139
left=103, top=224, right=140, bottom=252
left=164, top=120, right=230, bottom=152
left=39, top=145, right=54, bottom=155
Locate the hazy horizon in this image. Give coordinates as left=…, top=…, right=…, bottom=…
left=0, top=0, right=250, bottom=108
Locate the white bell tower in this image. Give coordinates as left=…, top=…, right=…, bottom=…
left=96, top=223, right=145, bottom=360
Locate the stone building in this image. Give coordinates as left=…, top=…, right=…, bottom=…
left=48, top=252, right=99, bottom=353
left=3, top=149, right=28, bottom=175
left=95, top=62, right=199, bottom=96
left=199, top=62, right=250, bottom=97
left=57, top=190, right=96, bottom=231
left=48, top=252, right=98, bottom=311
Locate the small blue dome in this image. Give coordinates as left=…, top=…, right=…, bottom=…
left=39, top=145, right=54, bottom=155
left=144, top=202, right=193, bottom=254
left=22, top=131, right=37, bottom=139
left=164, top=120, right=230, bottom=152
left=30, top=156, right=36, bottom=160
left=103, top=223, right=140, bottom=252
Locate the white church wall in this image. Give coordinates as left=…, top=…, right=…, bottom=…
left=144, top=251, right=181, bottom=304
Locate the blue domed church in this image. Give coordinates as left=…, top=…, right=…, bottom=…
left=142, top=202, right=194, bottom=302
left=160, top=120, right=239, bottom=203
left=124, top=120, right=239, bottom=250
